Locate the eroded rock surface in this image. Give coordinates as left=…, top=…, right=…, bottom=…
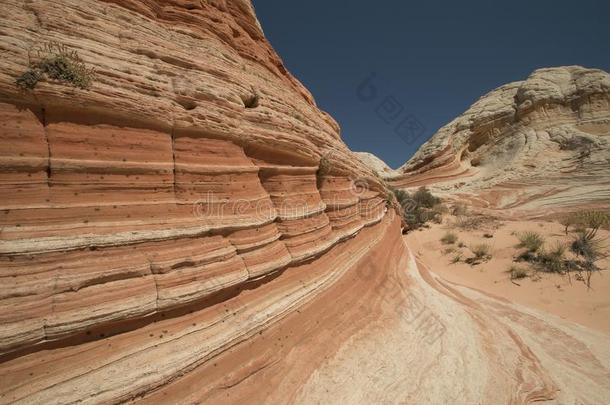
left=1, top=2, right=609, bottom=404
left=0, top=0, right=387, bottom=394
left=390, top=66, right=610, bottom=217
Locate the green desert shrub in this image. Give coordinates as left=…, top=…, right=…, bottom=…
left=516, top=232, right=545, bottom=253
left=571, top=233, right=603, bottom=262
left=412, top=186, right=440, bottom=209
left=16, top=41, right=95, bottom=90
left=392, top=188, right=411, bottom=207
left=538, top=242, right=566, bottom=273
left=392, top=188, right=442, bottom=231
left=441, top=231, right=458, bottom=245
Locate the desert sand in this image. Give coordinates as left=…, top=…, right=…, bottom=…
left=406, top=216, right=610, bottom=334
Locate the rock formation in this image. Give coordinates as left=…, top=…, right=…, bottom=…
left=355, top=151, right=397, bottom=177
left=389, top=66, right=610, bottom=218
left=1, top=2, right=609, bottom=404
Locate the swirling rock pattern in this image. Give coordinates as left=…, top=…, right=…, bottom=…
left=1, top=1, right=609, bottom=404
left=389, top=66, right=610, bottom=218
left=0, top=0, right=386, bottom=372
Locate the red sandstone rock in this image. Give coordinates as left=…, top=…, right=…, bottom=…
left=1, top=2, right=609, bottom=404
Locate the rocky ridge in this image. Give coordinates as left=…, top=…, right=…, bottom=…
left=388, top=66, right=610, bottom=217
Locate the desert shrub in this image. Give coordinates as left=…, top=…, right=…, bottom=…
left=451, top=254, right=462, bottom=264
left=570, top=233, right=603, bottom=262
left=454, top=215, right=487, bottom=230
left=404, top=207, right=430, bottom=230
left=516, top=232, right=545, bottom=253
left=392, top=188, right=411, bottom=207
left=471, top=243, right=492, bottom=259
left=441, top=231, right=458, bottom=245
left=538, top=242, right=566, bottom=273
left=430, top=203, right=448, bottom=224
left=562, top=211, right=610, bottom=238
left=392, top=187, right=442, bottom=231
left=412, top=186, right=440, bottom=209
left=509, top=265, right=528, bottom=280
left=16, top=41, right=95, bottom=90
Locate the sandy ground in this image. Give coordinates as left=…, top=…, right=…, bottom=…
left=405, top=216, right=610, bottom=335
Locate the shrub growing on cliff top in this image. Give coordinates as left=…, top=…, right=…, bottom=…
left=16, top=41, right=95, bottom=90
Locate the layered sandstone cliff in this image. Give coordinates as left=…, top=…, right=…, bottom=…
left=389, top=66, right=610, bottom=217
left=1, top=2, right=610, bottom=404
left=0, top=0, right=389, bottom=401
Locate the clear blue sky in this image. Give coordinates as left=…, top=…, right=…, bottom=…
left=253, top=0, right=610, bottom=168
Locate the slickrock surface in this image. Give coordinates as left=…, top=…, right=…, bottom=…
left=1, top=1, right=609, bottom=404
left=0, top=0, right=388, bottom=396
left=390, top=66, right=610, bottom=217
left=355, top=151, right=398, bottom=177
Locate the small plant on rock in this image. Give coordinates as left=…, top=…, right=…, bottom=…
left=16, top=41, right=95, bottom=90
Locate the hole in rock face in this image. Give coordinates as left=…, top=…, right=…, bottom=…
left=241, top=92, right=260, bottom=109
left=176, top=97, right=197, bottom=111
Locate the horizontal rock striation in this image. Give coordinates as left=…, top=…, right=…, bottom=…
left=0, top=0, right=388, bottom=377
left=389, top=66, right=610, bottom=217
left=2, top=1, right=609, bottom=404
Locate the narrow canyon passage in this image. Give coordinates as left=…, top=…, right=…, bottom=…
left=149, top=225, right=610, bottom=404
left=2, top=212, right=609, bottom=404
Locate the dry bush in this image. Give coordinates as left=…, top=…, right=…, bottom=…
left=516, top=232, right=545, bottom=253
left=471, top=243, right=492, bottom=259
left=454, top=215, right=487, bottom=230
left=508, top=265, right=528, bottom=280
left=441, top=231, right=458, bottom=245
left=562, top=211, right=610, bottom=238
